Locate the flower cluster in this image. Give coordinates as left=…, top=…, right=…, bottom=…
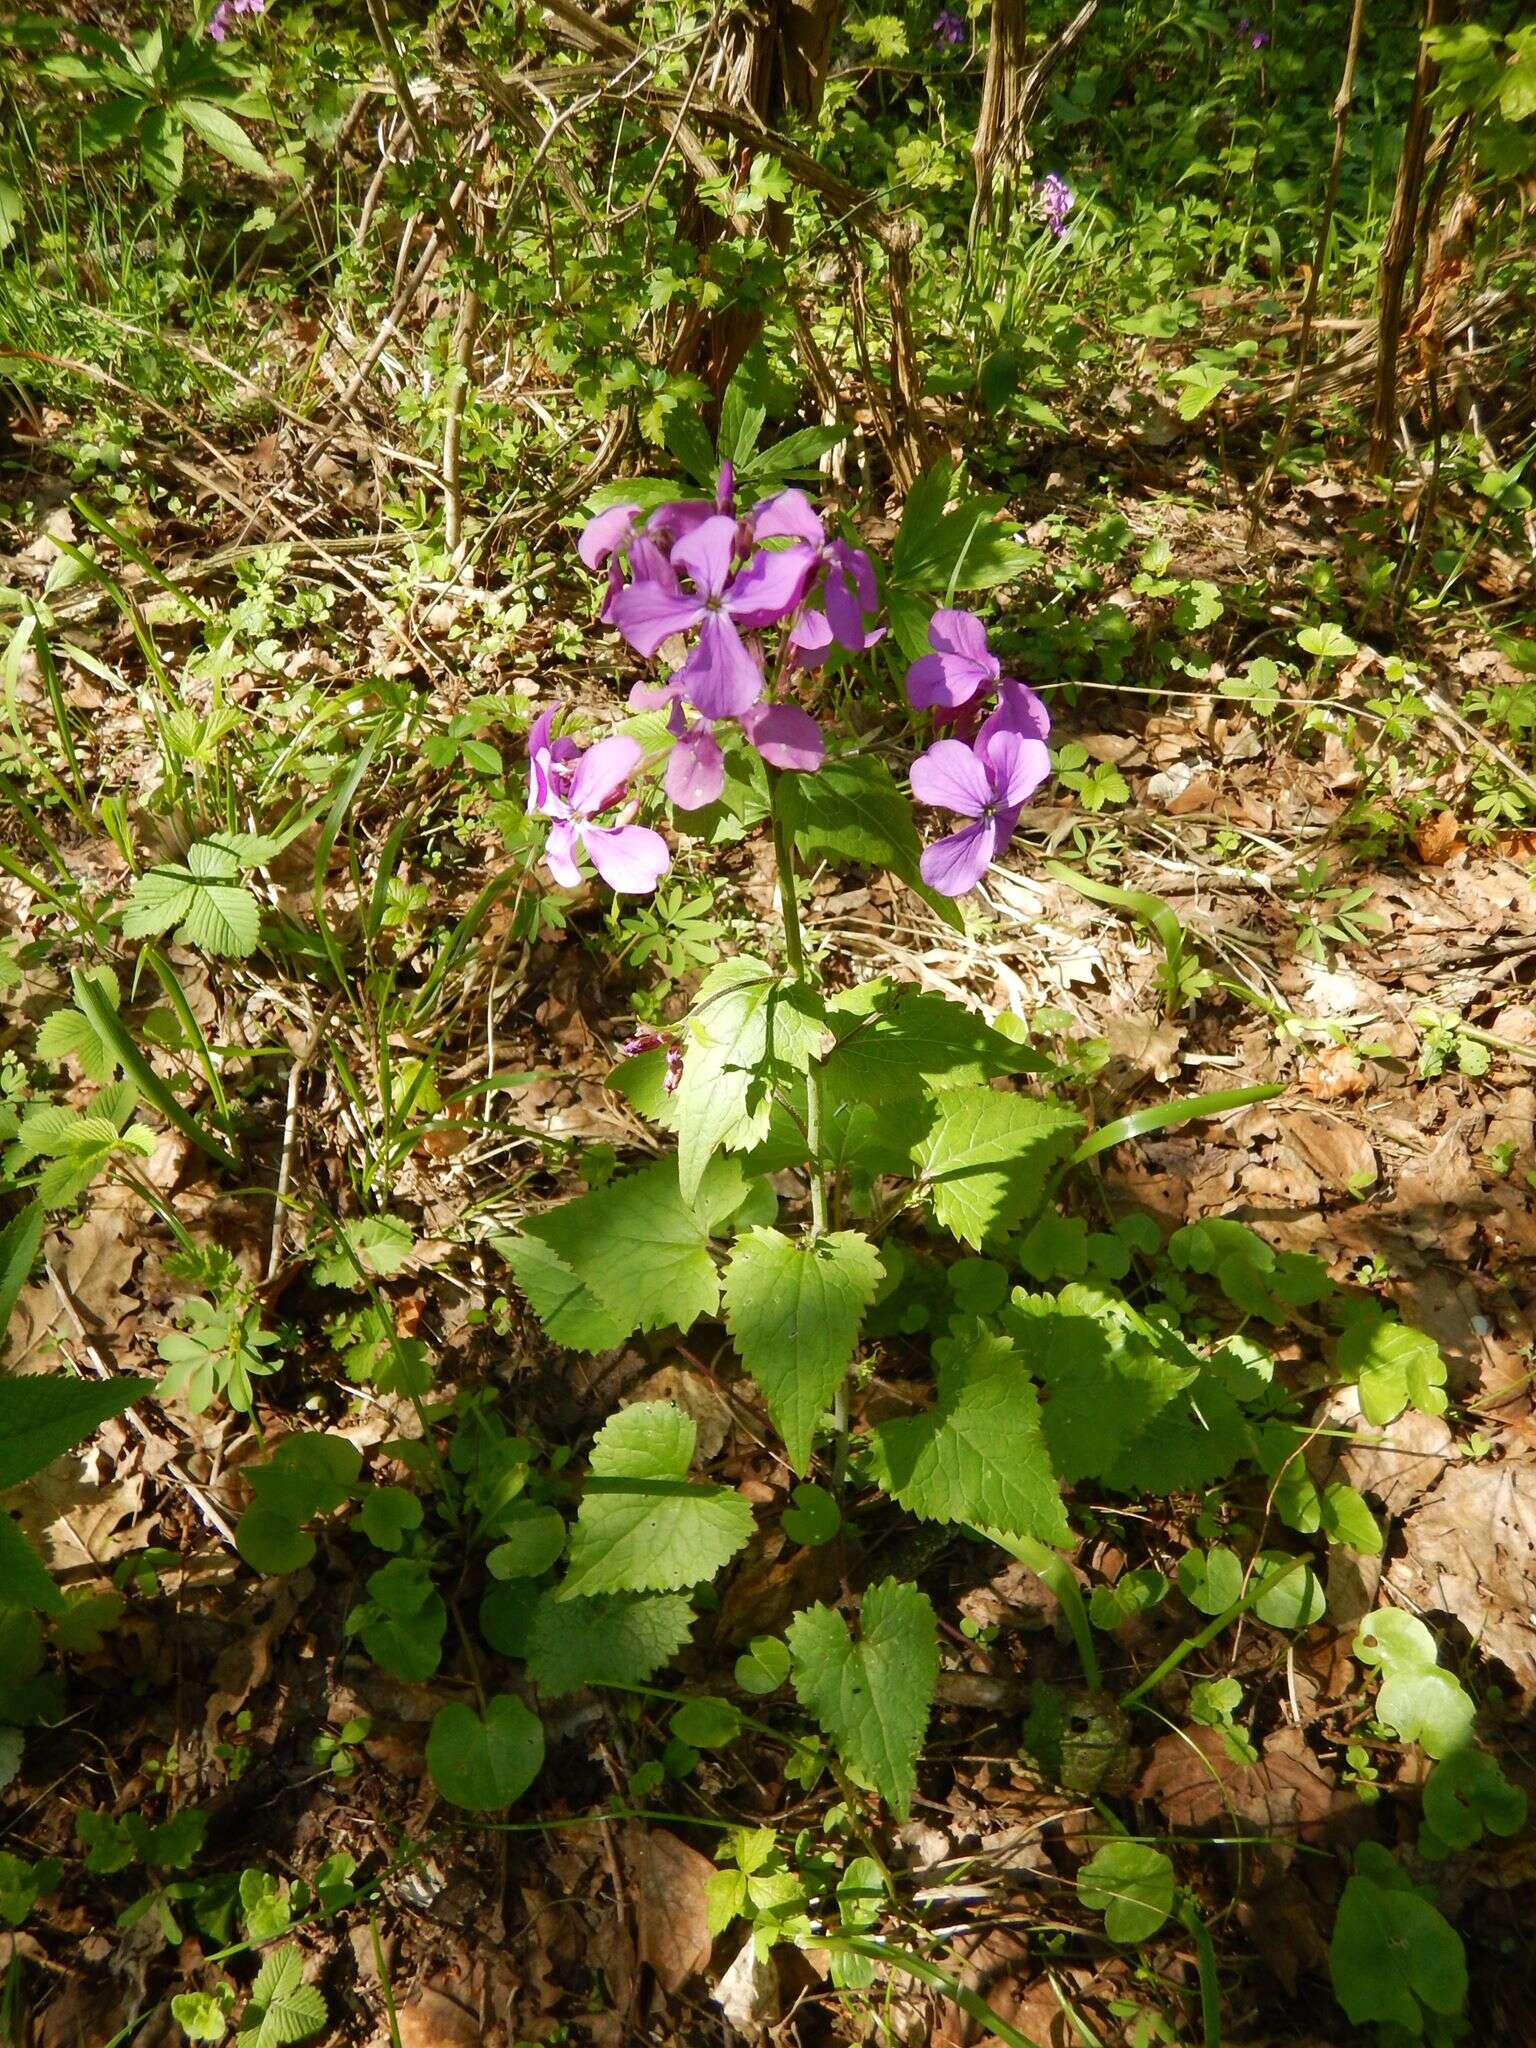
left=207, top=0, right=264, bottom=41
left=528, top=469, right=879, bottom=895
left=905, top=611, right=1051, bottom=896
left=932, top=9, right=968, bottom=46
left=1034, top=172, right=1075, bottom=240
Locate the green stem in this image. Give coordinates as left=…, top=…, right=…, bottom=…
left=768, top=771, right=826, bottom=1240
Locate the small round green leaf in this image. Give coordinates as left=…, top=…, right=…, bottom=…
left=234, top=1506, right=314, bottom=1577
left=427, top=1696, right=545, bottom=1811
left=782, top=1482, right=840, bottom=1547
left=357, top=1486, right=423, bottom=1553
left=487, top=1506, right=568, bottom=1581
left=1077, top=1840, right=1175, bottom=1943
left=1176, top=1544, right=1244, bottom=1617
left=670, top=1696, right=742, bottom=1749
left=1252, top=1552, right=1325, bottom=1630
left=735, top=1635, right=791, bottom=1696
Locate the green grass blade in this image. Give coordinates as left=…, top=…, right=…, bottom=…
left=1071, top=1083, right=1281, bottom=1167
left=0, top=1199, right=46, bottom=1354
left=70, top=968, right=238, bottom=1173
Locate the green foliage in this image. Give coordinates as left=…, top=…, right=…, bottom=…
left=780, top=753, right=962, bottom=928
left=1076, top=1840, right=1176, bottom=1943
left=36, top=966, right=123, bottom=1082
left=735, top=1635, right=791, bottom=1696
left=723, top=1227, right=882, bottom=1473
left=912, top=1090, right=1083, bottom=1248
left=426, top=1696, right=545, bottom=1811
left=241, top=1945, right=328, bottom=2048
left=346, top=1558, right=446, bottom=1682
left=1334, top=1309, right=1448, bottom=1426
left=7, top=1082, right=158, bottom=1209
left=122, top=838, right=263, bottom=958
left=1329, top=1844, right=1467, bottom=2037
left=524, top=1591, right=695, bottom=1696
left=0, top=1850, right=61, bottom=1927
left=157, top=1294, right=282, bottom=1415
left=787, top=1579, right=937, bottom=1820
left=1355, top=1611, right=1476, bottom=1759
left=234, top=1435, right=361, bottom=1576
left=869, top=1323, right=1070, bottom=1547
left=559, top=1401, right=755, bottom=1598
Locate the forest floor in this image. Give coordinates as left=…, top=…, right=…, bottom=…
left=3, top=296, right=1536, bottom=2048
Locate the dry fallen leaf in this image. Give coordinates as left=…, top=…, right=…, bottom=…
left=632, top=1828, right=715, bottom=1994
left=1281, top=1110, right=1376, bottom=1192
left=1413, top=810, right=1463, bottom=865
left=1387, top=1445, right=1536, bottom=1704
left=1137, top=1724, right=1342, bottom=1865
left=1298, top=1046, right=1369, bottom=1101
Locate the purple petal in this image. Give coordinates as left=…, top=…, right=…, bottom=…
left=831, top=538, right=878, bottom=612
left=715, top=462, right=736, bottom=513
left=929, top=609, right=995, bottom=665
left=726, top=543, right=818, bottom=628
left=740, top=703, right=824, bottom=773
left=979, top=728, right=1051, bottom=809
left=568, top=734, right=642, bottom=818
left=628, top=535, right=677, bottom=590
left=752, top=489, right=825, bottom=549
left=681, top=612, right=765, bottom=719
left=629, top=674, right=687, bottom=711
left=665, top=724, right=726, bottom=810
left=906, top=649, right=993, bottom=713
left=920, top=817, right=999, bottom=896
left=609, top=580, right=703, bottom=658
left=543, top=820, right=583, bottom=889
left=978, top=678, right=1051, bottom=747
left=910, top=737, right=994, bottom=818
left=824, top=563, right=866, bottom=649
left=672, top=515, right=739, bottom=601
left=787, top=607, right=835, bottom=670
left=583, top=823, right=671, bottom=894
left=578, top=503, right=638, bottom=571
left=646, top=497, right=716, bottom=546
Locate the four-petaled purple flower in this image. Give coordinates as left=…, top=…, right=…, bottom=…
left=1035, top=172, right=1075, bottom=239
left=911, top=726, right=1051, bottom=896
left=933, top=8, right=967, bottom=45
left=611, top=514, right=817, bottom=719
left=905, top=608, right=1001, bottom=714
left=536, top=731, right=671, bottom=896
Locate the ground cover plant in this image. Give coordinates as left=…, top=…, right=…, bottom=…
left=2, top=0, right=1536, bottom=2043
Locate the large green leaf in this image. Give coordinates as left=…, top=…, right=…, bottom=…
left=522, top=1160, right=720, bottom=1340
left=0, top=1511, right=64, bottom=1614
left=869, top=1324, right=1069, bottom=1547
left=121, top=840, right=260, bottom=958
left=723, top=1228, right=883, bottom=1473
left=0, top=1375, right=143, bottom=1490
left=787, top=1578, right=937, bottom=1821
left=824, top=988, right=1045, bottom=1107
left=524, top=1591, right=696, bottom=1696
left=1330, top=1845, right=1466, bottom=2036
left=671, top=958, right=776, bottom=1203
left=560, top=1401, right=754, bottom=1598
left=176, top=98, right=271, bottom=177
left=493, top=1233, right=631, bottom=1352
left=780, top=754, right=963, bottom=931
left=912, top=1089, right=1082, bottom=1248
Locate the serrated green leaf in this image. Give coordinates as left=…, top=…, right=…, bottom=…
left=561, top=1401, right=754, bottom=1598
left=824, top=989, right=1043, bottom=1107
left=426, top=1696, right=544, bottom=1810
left=913, top=1090, right=1082, bottom=1247
left=523, top=1161, right=721, bottom=1341
left=0, top=1512, right=64, bottom=1614
left=495, top=1233, right=631, bottom=1352
left=246, top=1945, right=326, bottom=2048
left=524, top=1589, right=695, bottom=1695
left=723, top=1228, right=882, bottom=1473
left=36, top=968, right=121, bottom=1083
left=672, top=960, right=776, bottom=1201
left=786, top=1578, right=937, bottom=1820
left=870, top=1324, right=1069, bottom=1547
left=122, top=841, right=260, bottom=958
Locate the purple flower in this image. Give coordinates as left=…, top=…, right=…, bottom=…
left=905, top=608, right=1001, bottom=714
left=739, top=703, right=824, bottom=774
left=933, top=8, right=967, bottom=43
left=526, top=703, right=583, bottom=816
left=663, top=702, right=726, bottom=811
left=1035, top=172, right=1075, bottom=239
left=610, top=515, right=817, bottom=719
left=978, top=677, right=1051, bottom=749
left=207, top=0, right=263, bottom=35
left=911, top=728, right=1050, bottom=896
left=1250, top=29, right=1269, bottom=47
left=617, top=1030, right=683, bottom=1091
left=540, top=734, right=670, bottom=895
left=757, top=490, right=881, bottom=655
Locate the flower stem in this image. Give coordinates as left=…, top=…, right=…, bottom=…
left=768, top=770, right=826, bottom=1243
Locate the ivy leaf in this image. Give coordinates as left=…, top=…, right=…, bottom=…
left=869, top=1323, right=1069, bottom=1547
left=1335, top=1310, right=1448, bottom=1425
left=1330, top=1844, right=1466, bottom=2035
left=522, top=1161, right=722, bottom=1341
left=1355, top=1610, right=1476, bottom=1758
left=723, top=1228, right=883, bottom=1473
left=0, top=1376, right=142, bottom=1489
left=524, top=1590, right=696, bottom=1696
left=912, top=1090, right=1082, bottom=1248
left=426, top=1696, right=545, bottom=1811
left=121, top=840, right=261, bottom=958
left=1076, top=1841, right=1175, bottom=1943
left=786, top=1578, right=937, bottom=1821
left=560, top=1401, right=755, bottom=1598
left=244, top=1945, right=327, bottom=2048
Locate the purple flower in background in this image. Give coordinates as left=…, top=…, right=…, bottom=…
left=905, top=608, right=1001, bottom=714
left=611, top=514, right=816, bottom=719
left=1250, top=29, right=1269, bottom=48
left=933, top=8, right=967, bottom=43
left=1035, top=172, right=1075, bottom=239
left=911, top=727, right=1052, bottom=896
left=207, top=0, right=263, bottom=36
left=538, top=733, right=670, bottom=894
